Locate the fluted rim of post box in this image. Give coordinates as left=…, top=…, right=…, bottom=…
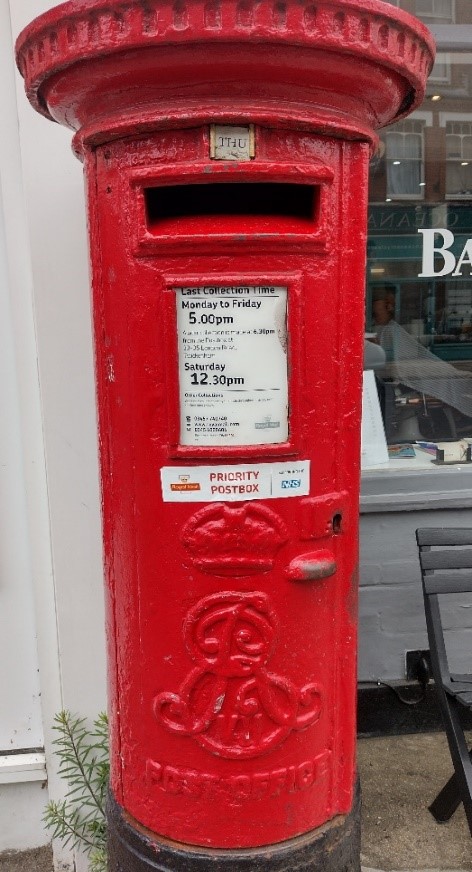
left=16, top=0, right=435, bottom=144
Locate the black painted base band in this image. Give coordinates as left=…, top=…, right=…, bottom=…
left=107, top=783, right=361, bottom=872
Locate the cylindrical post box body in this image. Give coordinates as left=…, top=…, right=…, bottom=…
left=87, top=127, right=368, bottom=849
left=16, top=2, right=434, bottom=869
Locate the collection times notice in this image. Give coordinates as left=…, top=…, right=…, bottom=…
left=176, top=286, right=289, bottom=446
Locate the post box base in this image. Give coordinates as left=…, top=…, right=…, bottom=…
left=107, top=784, right=361, bottom=872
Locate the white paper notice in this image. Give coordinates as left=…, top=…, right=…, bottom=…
left=176, top=286, right=288, bottom=446
left=160, top=461, right=310, bottom=503
left=361, top=370, right=389, bottom=470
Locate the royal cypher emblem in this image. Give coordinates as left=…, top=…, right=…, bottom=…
left=153, top=591, right=322, bottom=759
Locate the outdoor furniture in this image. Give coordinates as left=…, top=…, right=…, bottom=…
left=416, top=528, right=472, bottom=836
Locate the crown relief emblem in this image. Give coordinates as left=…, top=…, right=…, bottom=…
left=181, top=502, right=289, bottom=577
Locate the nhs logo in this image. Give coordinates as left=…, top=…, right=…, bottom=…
left=273, top=462, right=310, bottom=499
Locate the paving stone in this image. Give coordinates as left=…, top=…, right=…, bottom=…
left=359, top=732, right=472, bottom=871
left=0, top=847, right=52, bottom=872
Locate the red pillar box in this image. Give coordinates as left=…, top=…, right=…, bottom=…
left=17, top=3, right=433, bottom=870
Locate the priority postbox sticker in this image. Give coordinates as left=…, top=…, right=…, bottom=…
left=160, top=461, right=310, bottom=503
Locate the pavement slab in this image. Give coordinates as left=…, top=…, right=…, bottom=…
left=359, top=732, right=472, bottom=871
left=0, top=847, right=52, bottom=872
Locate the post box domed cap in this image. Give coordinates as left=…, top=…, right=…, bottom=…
left=16, top=0, right=435, bottom=153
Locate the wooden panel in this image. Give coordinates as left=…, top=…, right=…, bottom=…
left=423, top=573, right=472, bottom=595
left=417, top=528, right=472, bottom=547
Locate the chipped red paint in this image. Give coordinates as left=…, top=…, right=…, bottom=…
left=16, top=0, right=434, bottom=852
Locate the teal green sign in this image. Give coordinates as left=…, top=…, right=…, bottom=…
left=368, top=204, right=472, bottom=235
left=367, top=205, right=472, bottom=263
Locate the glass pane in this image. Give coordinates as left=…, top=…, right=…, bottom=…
left=435, top=0, right=453, bottom=17
left=446, top=134, right=462, bottom=159
left=446, top=162, right=472, bottom=196
left=387, top=160, right=422, bottom=196
left=416, top=0, right=431, bottom=13
left=385, top=133, right=403, bottom=159
left=463, top=137, right=472, bottom=160
left=414, top=0, right=453, bottom=22
left=402, top=134, right=422, bottom=159
left=429, top=59, right=449, bottom=82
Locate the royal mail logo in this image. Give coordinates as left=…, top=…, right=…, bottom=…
left=254, top=416, right=280, bottom=430
left=170, top=474, right=201, bottom=493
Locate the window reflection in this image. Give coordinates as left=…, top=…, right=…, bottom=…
left=369, top=284, right=472, bottom=443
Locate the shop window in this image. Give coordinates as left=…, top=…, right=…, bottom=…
left=363, top=20, right=472, bottom=474
left=446, top=122, right=472, bottom=199
left=385, top=121, right=425, bottom=200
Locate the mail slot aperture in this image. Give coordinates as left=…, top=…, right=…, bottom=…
left=144, top=182, right=319, bottom=235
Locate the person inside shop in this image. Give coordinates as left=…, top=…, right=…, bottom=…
left=370, top=286, right=472, bottom=434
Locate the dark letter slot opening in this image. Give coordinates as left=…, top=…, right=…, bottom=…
left=144, top=182, right=319, bottom=236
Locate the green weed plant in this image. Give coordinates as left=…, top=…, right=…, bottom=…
left=43, top=711, right=109, bottom=872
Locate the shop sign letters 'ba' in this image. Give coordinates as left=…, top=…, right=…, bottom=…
left=16, top=2, right=433, bottom=870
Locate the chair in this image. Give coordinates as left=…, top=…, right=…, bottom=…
left=416, top=528, right=472, bottom=836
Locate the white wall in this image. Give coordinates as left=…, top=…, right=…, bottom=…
left=0, top=174, right=43, bottom=753
left=0, top=0, right=50, bottom=852
left=0, top=0, right=106, bottom=860
left=0, top=783, right=51, bottom=853
left=11, top=0, right=107, bottom=721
